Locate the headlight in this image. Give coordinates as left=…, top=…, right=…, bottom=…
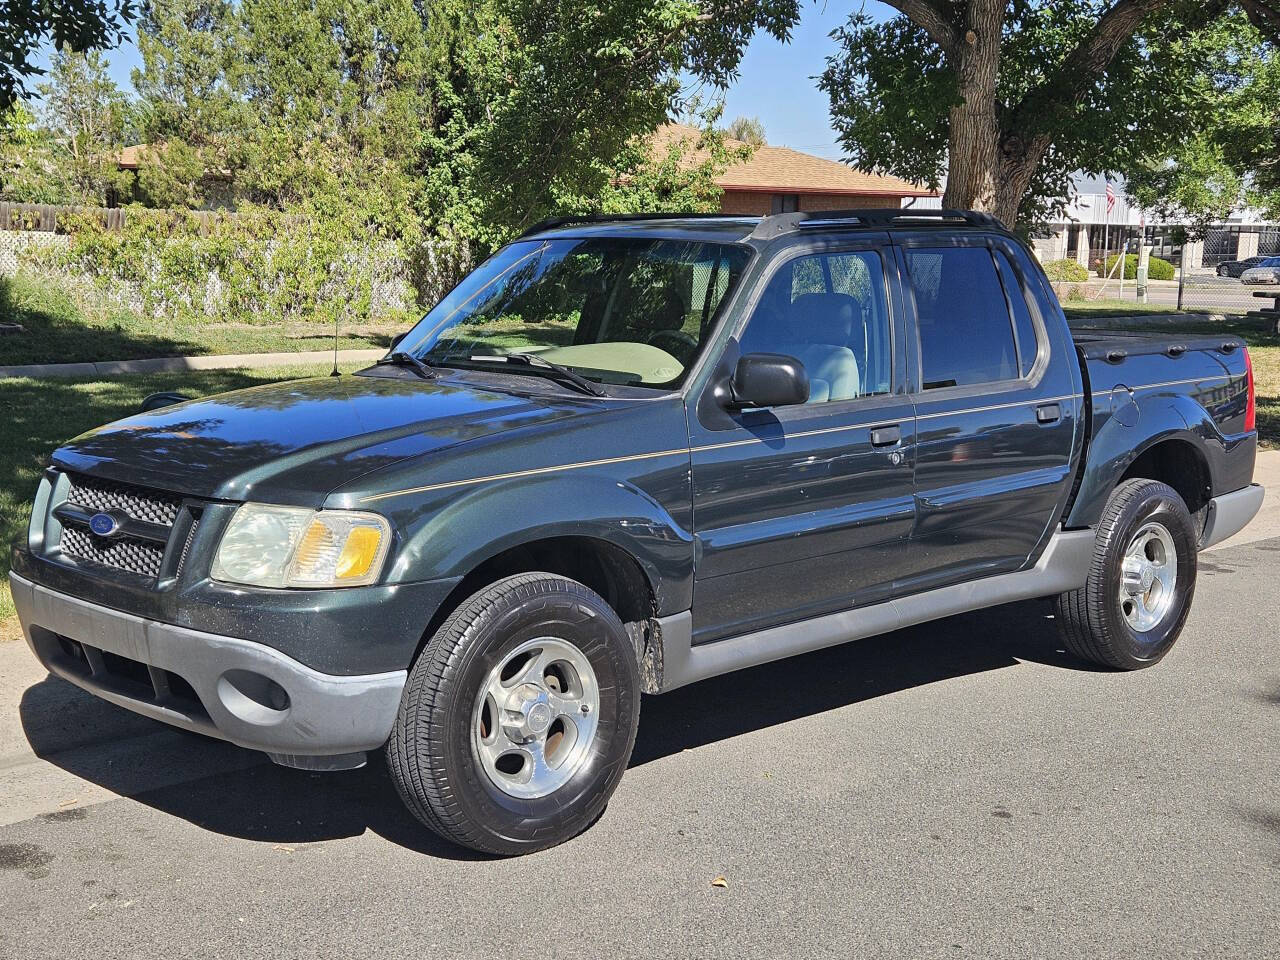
left=211, top=503, right=392, bottom=588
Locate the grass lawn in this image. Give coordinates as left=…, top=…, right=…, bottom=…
left=1061, top=299, right=1183, bottom=317
left=0, top=361, right=366, bottom=624
left=0, top=272, right=410, bottom=366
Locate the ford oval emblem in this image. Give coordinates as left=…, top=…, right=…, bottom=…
left=89, top=512, right=120, bottom=537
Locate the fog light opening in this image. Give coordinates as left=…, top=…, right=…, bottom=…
left=216, top=669, right=292, bottom=725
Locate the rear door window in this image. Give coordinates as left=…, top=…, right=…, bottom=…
left=993, top=250, right=1041, bottom=376
left=904, top=246, right=1020, bottom=390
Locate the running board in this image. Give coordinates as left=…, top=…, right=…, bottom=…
left=655, top=528, right=1097, bottom=693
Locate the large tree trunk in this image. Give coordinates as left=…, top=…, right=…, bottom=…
left=940, top=0, right=1004, bottom=217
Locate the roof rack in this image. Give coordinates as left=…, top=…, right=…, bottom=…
left=747, top=208, right=1006, bottom=241
left=515, top=207, right=1007, bottom=242
left=517, top=212, right=742, bottom=239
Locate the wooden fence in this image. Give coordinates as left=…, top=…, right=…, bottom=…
left=1, top=202, right=229, bottom=233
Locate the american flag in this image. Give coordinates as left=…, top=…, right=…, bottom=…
left=1105, top=181, right=1116, bottom=215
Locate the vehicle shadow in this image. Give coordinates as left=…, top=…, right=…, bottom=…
left=17, top=598, right=1097, bottom=858
left=631, top=597, right=1098, bottom=764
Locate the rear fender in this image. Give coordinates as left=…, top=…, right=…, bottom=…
left=1067, top=392, right=1214, bottom=528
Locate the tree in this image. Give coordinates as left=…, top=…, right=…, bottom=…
left=0, top=102, right=64, bottom=203
left=725, top=114, right=767, bottom=145
left=1128, top=14, right=1280, bottom=227
left=1, top=0, right=136, bottom=110
left=131, top=0, right=248, bottom=208
left=36, top=50, right=132, bottom=205
left=819, top=0, right=1280, bottom=227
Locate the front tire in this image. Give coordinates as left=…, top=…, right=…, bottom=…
left=1054, top=479, right=1198, bottom=670
left=387, top=573, right=641, bottom=855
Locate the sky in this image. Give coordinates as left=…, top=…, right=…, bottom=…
left=35, top=1, right=881, bottom=163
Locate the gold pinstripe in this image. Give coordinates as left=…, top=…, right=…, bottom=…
left=358, top=373, right=1244, bottom=503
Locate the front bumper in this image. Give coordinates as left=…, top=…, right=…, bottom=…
left=10, top=572, right=406, bottom=770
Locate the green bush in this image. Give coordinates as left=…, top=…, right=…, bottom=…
left=22, top=207, right=469, bottom=327
left=1098, top=253, right=1176, bottom=281
left=1043, top=259, right=1090, bottom=282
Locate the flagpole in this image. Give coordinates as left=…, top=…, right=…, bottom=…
left=1102, top=185, right=1110, bottom=294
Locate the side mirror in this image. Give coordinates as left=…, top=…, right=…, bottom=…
left=139, top=391, right=191, bottom=412
left=728, top=353, right=809, bottom=409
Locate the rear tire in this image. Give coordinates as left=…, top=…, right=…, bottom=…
left=1054, top=479, right=1198, bottom=670
left=387, top=573, right=641, bottom=855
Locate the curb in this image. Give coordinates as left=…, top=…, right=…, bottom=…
left=0, top=348, right=386, bottom=380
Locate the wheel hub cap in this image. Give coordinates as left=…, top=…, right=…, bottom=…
left=1118, top=521, right=1178, bottom=632
left=472, top=637, right=600, bottom=800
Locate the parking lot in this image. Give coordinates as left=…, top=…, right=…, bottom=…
left=1, top=519, right=1276, bottom=959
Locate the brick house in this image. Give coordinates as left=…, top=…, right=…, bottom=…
left=654, top=124, right=937, bottom=215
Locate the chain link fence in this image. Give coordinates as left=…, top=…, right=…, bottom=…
left=1054, top=224, right=1280, bottom=318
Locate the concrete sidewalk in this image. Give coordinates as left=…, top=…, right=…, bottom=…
left=1210, top=447, right=1280, bottom=551
left=0, top=347, right=385, bottom=380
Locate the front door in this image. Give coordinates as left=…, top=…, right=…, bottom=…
left=688, top=238, right=918, bottom=644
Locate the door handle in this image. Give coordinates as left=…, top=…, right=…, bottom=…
left=870, top=424, right=901, bottom=447
left=1036, top=403, right=1061, bottom=424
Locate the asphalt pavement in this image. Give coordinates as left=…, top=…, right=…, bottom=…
left=1, top=533, right=1277, bottom=960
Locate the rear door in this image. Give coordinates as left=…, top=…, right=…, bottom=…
left=895, top=233, right=1081, bottom=593
left=688, top=234, right=918, bottom=643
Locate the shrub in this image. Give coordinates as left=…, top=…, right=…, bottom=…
left=22, top=207, right=470, bottom=327
left=1043, top=259, right=1090, bottom=282
left=1098, top=253, right=1176, bottom=281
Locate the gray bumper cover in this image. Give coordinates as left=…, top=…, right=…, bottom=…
left=1200, top=483, right=1265, bottom=549
left=9, top=572, right=406, bottom=768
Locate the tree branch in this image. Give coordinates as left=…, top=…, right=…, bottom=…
left=880, top=0, right=960, bottom=58
left=1239, top=0, right=1280, bottom=37
left=1005, top=0, right=1170, bottom=143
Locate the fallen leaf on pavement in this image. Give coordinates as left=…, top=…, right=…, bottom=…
left=711, top=875, right=728, bottom=888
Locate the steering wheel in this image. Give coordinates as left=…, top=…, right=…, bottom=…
left=647, top=329, right=698, bottom=365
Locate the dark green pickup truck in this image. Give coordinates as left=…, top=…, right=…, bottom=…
left=10, top=209, right=1263, bottom=854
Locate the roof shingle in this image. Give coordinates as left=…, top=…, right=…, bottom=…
left=653, top=124, right=936, bottom=198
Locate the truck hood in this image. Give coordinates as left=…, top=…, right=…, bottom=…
left=51, top=373, right=598, bottom=504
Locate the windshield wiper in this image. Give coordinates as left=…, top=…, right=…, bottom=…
left=375, top=351, right=437, bottom=380
left=468, top=352, right=605, bottom=397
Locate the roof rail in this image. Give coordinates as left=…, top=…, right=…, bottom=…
left=517, top=212, right=742, bottom=239
left=747, top=208, right=1006, bottom=241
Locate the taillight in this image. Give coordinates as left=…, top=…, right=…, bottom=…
left=1244, top=347, right=1256, bottom=433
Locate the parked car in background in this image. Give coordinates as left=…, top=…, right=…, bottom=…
left=1217, top=256, right=1267, bottom=278
left=1240, top=257, right=1280, bottom=284
left=10, top=208, right=1264, bottom=856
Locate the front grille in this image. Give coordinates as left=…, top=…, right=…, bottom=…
left=60, top=524, right=166, bottom=579
left=65, top=474, right=181, bottom=526
left=53, top=472, right=191, bottom=583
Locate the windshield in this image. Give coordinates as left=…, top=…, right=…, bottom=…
left=396, top=236, right=752, bottom=388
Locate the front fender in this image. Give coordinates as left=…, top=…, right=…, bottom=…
left=386, top=472, right=695, bottom=615
left=1067, top=391, right=1213, bottom=528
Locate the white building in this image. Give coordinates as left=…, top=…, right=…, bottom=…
left=1028, top=192, right=1280, bottom=269
left=905, top=185, right=1280, bottom=268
